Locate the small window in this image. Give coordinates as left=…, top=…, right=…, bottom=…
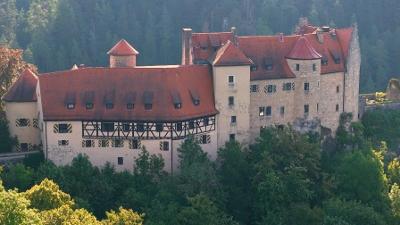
left=199, top=135, right=210, bottom=144
left=304, top=82, right=310, bottom=91
left=336, top=86, right=340, bottom=93
left=106, top=103, right=113, bottom=109
left=176, top=122, right=183, bottom=131
left=250, top=65, right=258, bottom=71
left=84, top=140, right=93, bottom=148
left=304, top=104, right=309, bottom=114
left=231, top=116, right=237, bottom=124
left=283, top=82, right=294, bottom=91
left=20, top=143, right=29, bottom=151
left=122, top=123, right=130, bottom=132
left=250, top=84, right=259, bottom=93
left=265, top=85, right=277, bottom=93
left=137, top=123, right=145, bottom=132
left=317, top=103, right=319, bottom=112
left=16, top=119, right=30, bottom=127
left=266, top=106, right=272, bottom=117
left=322, top=57, right=328, bottom=65
left=101, top=122, right=114, bottom=132
left=229, top=134, right=236, bottom=142
left=156, top=123, right=164, bottom=132
left=58, top=124, right=70, bottom=133
left=58, top=140, right=69, bottom=146
left=228, top=75, right=235, bottom=86
left=160, top=141, right=169, bottom=151
left=67, top=103, right=75, bottom=109
left=130, top=139, right=140, bottom=149
left=117, top=157, right=124, bottom=165
left=280, top=106, right=285, bottom=116
left=336, top=104, right=339, bottom=112
left=228, top=96, right=235, bottom=106
left=203, top=117, right=209, bottom=126
left=265, top=64, right=273, bottom=71
left=113, top=139, right=124, bottom=148
left=259, top=107, right=265, bottom=116
left=174, top=103, right=182, bottom=109
left=296, top=64, right=300, bottom=71
left=312, top=64, right=317, bottom=71
left=127, top=103, right=134, bottom=110
left=86, top=103, right=93, bottom=109
left=99, top=139, right=109, bottom=147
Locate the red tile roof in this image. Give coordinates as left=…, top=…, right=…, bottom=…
left=190, top=27, right=354, bottom=80
left=286, top=36, right=322, bottom=60
left=211, top=40, right=252, bottom=66
left=2, top=69, right=38, bottom=102
left=107, top=39, right=139, bottom=56
left=191, top=32, right=234, bottom=64
left=39, top=65, right=217, bottom=122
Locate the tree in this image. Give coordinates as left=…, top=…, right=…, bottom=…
left=102, top=207, right=143, bottom=225
left=0, top=113, right=17, bottom=152
left=177, top=193, right=238, bottom=225
left=24, top=178, right=74, bottom=211
left=1, top=163, right=34, bottom=191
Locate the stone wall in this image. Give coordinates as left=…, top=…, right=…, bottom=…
left=110, top=55, right=136, bottom=68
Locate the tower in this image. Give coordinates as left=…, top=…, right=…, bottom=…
left=107, top=39, right=139, bottom=68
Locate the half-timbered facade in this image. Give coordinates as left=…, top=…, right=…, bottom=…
left=2, top=23, right=360, bottom=172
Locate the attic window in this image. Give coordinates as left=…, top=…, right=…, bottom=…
left=330, top=50, right=341, bottom=64
left=190, top=89, right=200, bottom=106
left=250, top=64, right=258, bottom=71
left=143, top=91, right=153, bottom=110
left=84, top=91, right=94, bottom=110
left=86, top=103, right=93, bottom=109
left=321, top=56, right=328, bottom=65
left=104, top=90, right=115, bottom=110
left=127, top=103, right=134, bottom=110
left=67, top=103, right=75, bottom=109
left=106, top=103, right=113, bottom=109
left=125, top=92, right=136, bottom=110
left=172, top=91, right=182, bottom=109
left=65, top=92, right=76, bottom=110
left=264, top=57, right=273, bottom=71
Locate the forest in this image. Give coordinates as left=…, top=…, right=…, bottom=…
left=0, top=0, right=399, bottom=92
left=2, top=112, right=400, bottom=224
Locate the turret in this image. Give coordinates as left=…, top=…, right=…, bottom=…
left=107, top=39, right=139, bottom=68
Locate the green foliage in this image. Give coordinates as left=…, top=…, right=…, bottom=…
left=102, top=207, right=143, bottom=225
left=1, top=163, right=34, bottom=191
left=0, top=114, right=17, bottom=152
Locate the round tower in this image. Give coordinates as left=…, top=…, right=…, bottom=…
left=107, top=39, right=139, bottom=68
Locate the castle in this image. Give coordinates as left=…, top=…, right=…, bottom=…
left=2, top=24, right=360, bottom=172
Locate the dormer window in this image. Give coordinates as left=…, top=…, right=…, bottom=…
left=330, top=50, right=341, bottom=64
left=172, top=91, right=182, bottom=109
left=67, top=103, right=75, bottom=109
left=190, top=89, right=200, bottom=106
left=86, top=103, right=93, bottom=109
left=125, top=92, right=136, bottom=110
left=145, top=104, right=152, bottom=110
left=264, top=57, right=273, bottom=71
left=143, top=91, right=153, bottom=110
left=127, top=103, right=134, bottom=110
left=250, top=64, right=258, bottom=71
left=106, top=103, right=113, bottom=109
left=321, top=56, right=328, bottom=65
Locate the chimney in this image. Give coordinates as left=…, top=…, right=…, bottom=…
left=278, top=33, right=284, bottom=43
left=181, top=28, right=193, bottom=65
left=231, top=27, right=238, bottom=45
left=316, top=31, right=324, bottom=43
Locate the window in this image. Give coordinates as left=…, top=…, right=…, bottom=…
left=228, top=75, right=235, bottom=86
left=203, top=117, right=209, bottom=126
left=130, top=139, right=140, bottom=149
left=127, top=103, right=134, bottom=110
left=304, top=104, right=309, bottom=114
left=336, top=104, right=339, bottom=112
left=145, top=103, right=152, bottom=110
left=99, top=139, right=109, bottom=147
left=259, top=107, right=265, bottom=116
left=156, top=123, right=164, bottom=132
left=266, top=106, right=272, bottom=116
left=317, top=103, right=319, bottom=112
left=280, top=106, right=285, bottom=116
left=117, top=157, right=124, bottom=165
left=16, top=118, right=30, bottom=127
left=265, top=64, right=273, bottom=71
left=199, top=135, right=211, bottom=144
left=58, top=140, right=69, bottom=146
left=174, top=103, right=182, bottom=109
left=265, top=84, right=277, bottom=93
left=250, top=84, right=259, bottom=93
left=322, top=57, right=328, bottom=65
left=312, top=64, right=317, bottom=71
left=83, top=140, right=94, bottom=148
left=137, top=123, right=145, bottom=132
left=112, top=139, right=124, bottom=148
left=67, top=103, right=75, bottom=109
left=296, top=64, right=300, bottom=71
left=176, top=122, right=183, bottom=131
left=20, top=143, right=28, bottom=151
left=160, top=141, right=169, bottom=151
left=229, top=134, right=236, bottom=142
left=106, top=103, right=113, bottom=109
left=188, top=121, right=195, bottom=129
left=101, top=122, right=114, bottom=132
left=231, top=116, right=237, bottom=124
left=86, top=103, right=93, bottom=109
left=250, top=65, right=258, bottom=71
left=122, top=123, right=130, bottom=132
left=228, top=96, right=235, bottom=106
left=336, top=85, right=340, bottom=93
left=283, top=82, right=294, bottom=91
left=304, top=82, right=310, bottom=91
left=58, top=124, right=70, bottom=133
